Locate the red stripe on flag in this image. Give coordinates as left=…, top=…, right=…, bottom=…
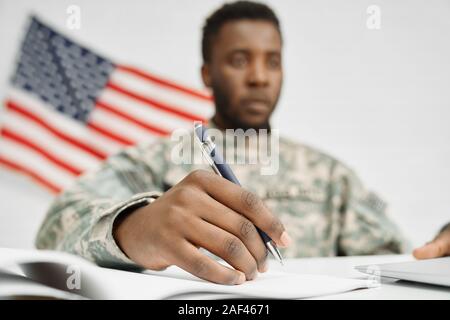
left=95, top=101, right=169, bottom=136
left=87, top=121, right=134, bottom=146
left=0, top=155, right=61, bottom=193
left=116, top=65, right=213, bottom=102
left=5, top=100, right=108, bottom=160
left=1, top=128, right=82, bottom=176
left=106, top=82, right=206, bottom=123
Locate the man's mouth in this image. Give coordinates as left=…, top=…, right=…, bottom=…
left=242, top=98, right=271, bottom=114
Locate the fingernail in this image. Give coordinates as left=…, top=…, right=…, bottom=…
left=250, top=271, right=258, bottom=280
left=280, top=231, right=292, bottom=247
left=235, top=271, right=246, bottom=285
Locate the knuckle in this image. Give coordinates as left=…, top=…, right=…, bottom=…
left=166, top=205, right=189, bottom=228
left=436, top=242, right=446, bottom=256
left=239, top=219, right=256, bottom=239
left=192, top=258, right=209, bottom=278
left=240, top=190, right=262, bottom=212
left=223, top=273, right=239, bottom=285
left=269, top=218, right=284, bottom=235
left=187, top=169, right=211, bottom=185
left=227, top=278, right=238, bottom=285
left=173, top=186, right=195, bottom=205
left=223, top=236, right=243, bottom=258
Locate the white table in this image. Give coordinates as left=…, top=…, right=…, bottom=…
left=269, top=254, right=450, bottom=300
left=2, top=248, right=449, bottom=299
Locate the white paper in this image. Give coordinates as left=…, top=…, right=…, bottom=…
left=0, top=248, right=371, bottom=299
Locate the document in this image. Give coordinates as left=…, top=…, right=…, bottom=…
left=0, top=248, right=371, bottom=299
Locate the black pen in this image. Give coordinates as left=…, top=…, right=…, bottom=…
left=194, top=123, right=284, bottom=265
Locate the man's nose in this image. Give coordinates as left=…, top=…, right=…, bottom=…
left=247, top=61, right=269, bottom=87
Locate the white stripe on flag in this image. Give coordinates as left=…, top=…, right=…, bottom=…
left=89, top=108, right=158, bottom=144
left=7, top=87, right=122, bottom=155
left=110, top=69, right=214, bottom=119
left=2, top=112, right=100, bottom=171
left=98, top=88, right=192, bottom=131
left=0, top=138, right=74, bottom=189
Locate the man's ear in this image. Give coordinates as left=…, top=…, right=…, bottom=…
left=201, top=64, right=212, bottom=88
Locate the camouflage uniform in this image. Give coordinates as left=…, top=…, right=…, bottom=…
left=35, top=122, right=409, bottom=269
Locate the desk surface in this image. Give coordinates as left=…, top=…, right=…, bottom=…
left=2, top=248, right=450, bottom=299
left=268, top=254, right=450, bottom=300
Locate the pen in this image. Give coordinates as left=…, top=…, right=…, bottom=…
left=194, top=123, right=284, bottom=266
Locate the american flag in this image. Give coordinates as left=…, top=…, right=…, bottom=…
left=0, top=16, right=213, bottom=194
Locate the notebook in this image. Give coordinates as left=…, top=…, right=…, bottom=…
left=0, top=248, right=373, bottom=299
left=355, top=257, right=450, bottom=287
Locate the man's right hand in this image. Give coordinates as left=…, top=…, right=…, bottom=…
left=113, top=170, right=292, bottom=285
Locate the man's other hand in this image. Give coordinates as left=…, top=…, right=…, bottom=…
left=413, top=224, right=450, bottom=259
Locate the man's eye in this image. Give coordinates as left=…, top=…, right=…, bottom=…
left=230, top=55, right=248, bottom=68
left=267, top=57, right=281, bottom=69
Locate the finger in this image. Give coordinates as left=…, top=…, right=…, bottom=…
left=172, top=240, right=246, bottom=285
left=185, top=217, right=259, bottom=280
left=198, top=192, right=269, bottom=273
left=189, top=170, right=291, bottom=247
left=413, top=238, right=450, bottom=260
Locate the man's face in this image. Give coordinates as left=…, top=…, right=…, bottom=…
left=202, top=19, right=283, bottom=130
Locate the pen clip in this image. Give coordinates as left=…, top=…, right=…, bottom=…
left=194, top=125, right=223, bottom=178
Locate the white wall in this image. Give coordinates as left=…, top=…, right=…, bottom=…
left=0, top=0, right=449, bottom=249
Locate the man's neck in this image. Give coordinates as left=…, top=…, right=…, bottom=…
left=211, top=114, right=271, bottom=133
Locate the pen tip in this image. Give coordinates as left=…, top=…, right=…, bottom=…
left=267, top=242, right=284, bottom=266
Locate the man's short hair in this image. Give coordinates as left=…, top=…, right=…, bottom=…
left=201, top=1, right=282, bottom=63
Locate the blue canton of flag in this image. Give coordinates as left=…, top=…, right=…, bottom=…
left=12, top=17, right=115, bottom=122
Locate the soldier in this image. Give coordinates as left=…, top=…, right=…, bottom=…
left=35, top=1, right=449, bottom=285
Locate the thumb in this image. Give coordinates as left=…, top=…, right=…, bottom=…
left=413, top=238, right=450, bottom=260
